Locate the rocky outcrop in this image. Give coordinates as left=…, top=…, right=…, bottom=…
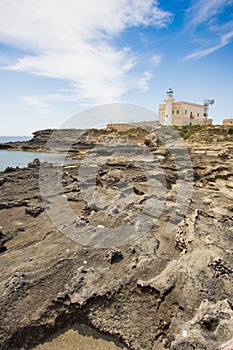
left=0, top=128, right=112, bottom=153
left=170, top=299, right=233, bottom=350
left=0, top=126, right=232, bottom=349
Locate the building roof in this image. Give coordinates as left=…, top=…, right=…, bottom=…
left=159, top=100, right=204, bottom=108
left=175, top=101, right=204, bottom=107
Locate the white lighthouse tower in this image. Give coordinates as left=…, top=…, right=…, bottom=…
left=164, top=88, right=174, bottom=125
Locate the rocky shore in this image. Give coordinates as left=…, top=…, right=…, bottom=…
left=0, top=126, right=232, bottom=349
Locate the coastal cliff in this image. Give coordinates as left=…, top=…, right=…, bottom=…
left=0, top=126, right=232, bottom=350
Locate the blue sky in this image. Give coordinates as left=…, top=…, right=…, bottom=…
left=0, top=0, right=233, bottom=135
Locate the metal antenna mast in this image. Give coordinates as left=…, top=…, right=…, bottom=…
left=203, top=99, right=215, bottom=119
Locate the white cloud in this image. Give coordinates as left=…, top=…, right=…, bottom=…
left=184, top=0, right=233, bottom=59
left=22, top=92, right=81, bottom=114
left=0, top=0, right=172, bottom=106
left=0, top=54, right=13, bottom=65
left=151, top=54, right=162, bottom=66
left=21, top=95, right=55, bottom=114
left=183, top=30, right=233, bottom=60
left=187, top=0, right=233, bottom=27
left=137, top=70, right=153, bottom=91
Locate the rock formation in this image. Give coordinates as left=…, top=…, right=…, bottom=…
left=0, top=126, right=232, bottom=349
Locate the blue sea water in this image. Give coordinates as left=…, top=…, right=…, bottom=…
left=0, top=136, right=74, bottom=171
left=0, top=135, right=32, bottom=143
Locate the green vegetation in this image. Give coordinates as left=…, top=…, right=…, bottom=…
left=180, top=130, right=196, bottom=139
left=176, top=125, right=233, bottom=141
left=119, top=127, right=149, bottom=136
left=177, top=125, right=203, bottom=139
left=180, top=124, right=203, bottom=130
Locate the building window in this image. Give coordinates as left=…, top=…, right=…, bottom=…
left=176, top=110, right=179, bottom=114
left=197, top=113, right=199, bottom=116
left=172, top=110, right=174, bottom=114
left=185, top=110, right=187, bottom=114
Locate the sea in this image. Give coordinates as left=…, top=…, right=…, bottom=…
left=0, top=136, right=74, bottom=171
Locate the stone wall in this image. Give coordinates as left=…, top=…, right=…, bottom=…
left=223, top=119, right=233, bottom=126
left=159, top=101, right=205, bottom=126
left=203, top=119, right=213, bottom=126
left=107, top=121, right=159, bottom=131
left=159, top=115, right=209, bottom=126
left=171, top=115, right=204, bottom=126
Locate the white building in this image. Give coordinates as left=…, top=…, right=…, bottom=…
left=159, top=89, right=212, bottom=126
left=222, top=118, right=233, bottom=126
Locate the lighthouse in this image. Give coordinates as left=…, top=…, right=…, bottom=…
left=164, top=88, right=174, bottom=125
left=159, top=88, right=211, bottom=126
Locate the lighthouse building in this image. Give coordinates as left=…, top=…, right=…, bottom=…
left=159, top=89, right=212, bottom=126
